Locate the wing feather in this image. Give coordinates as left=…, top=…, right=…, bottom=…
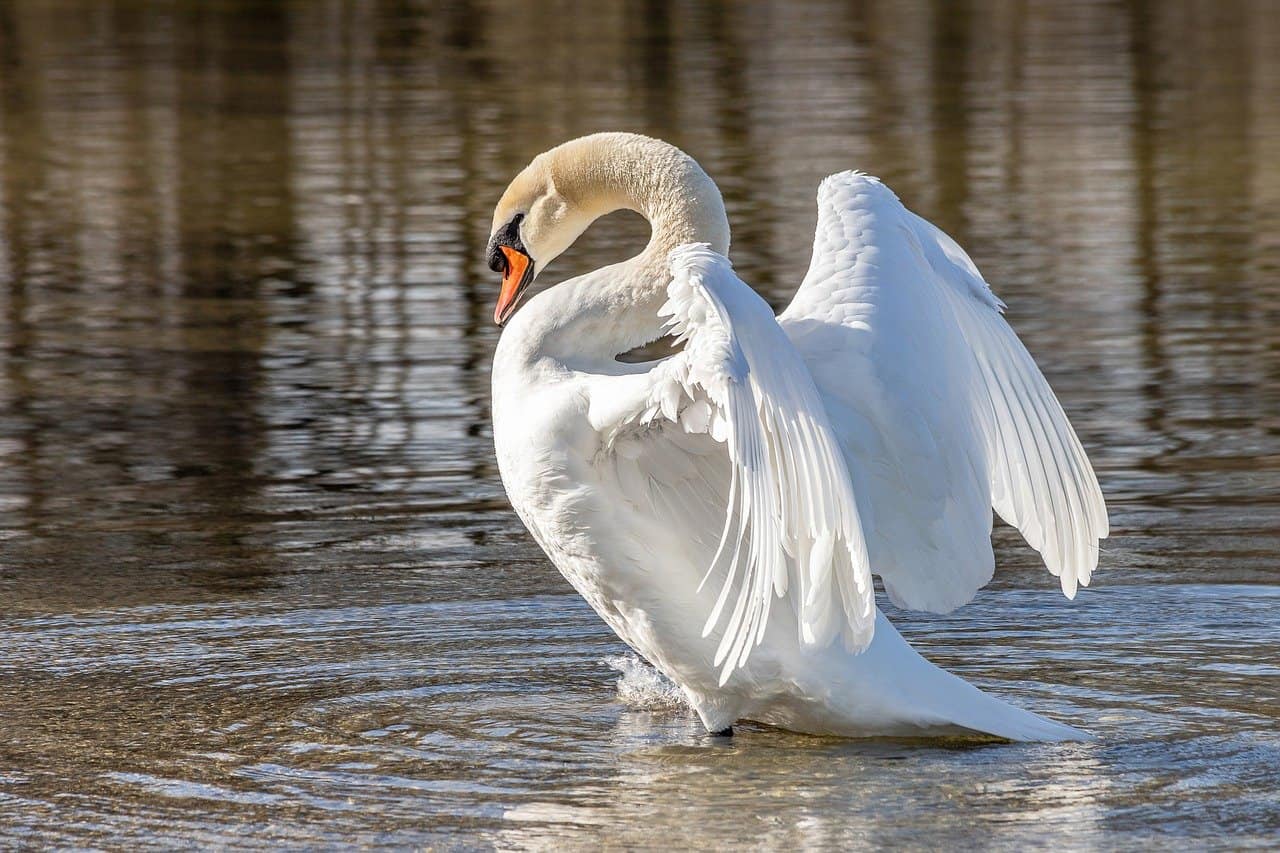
left=591, top=244, right=874, bottom=683
left=781, top=172, right=1107, bottom=608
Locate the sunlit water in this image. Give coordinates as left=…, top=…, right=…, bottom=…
left=1, top=0, right=1278, bottom=848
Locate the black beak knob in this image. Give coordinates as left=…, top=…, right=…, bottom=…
left=486, top=213, right=525, bottom=273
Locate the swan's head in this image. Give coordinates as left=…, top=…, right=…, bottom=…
left=486, top=149, right=596, bottom=326
left=486, top=133, right=730, bottom=326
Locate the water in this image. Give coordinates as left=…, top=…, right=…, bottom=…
left=0, top=0, right=1277, bottom=847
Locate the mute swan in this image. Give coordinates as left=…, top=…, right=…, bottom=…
left=486, top=133, right=1107, bottom=741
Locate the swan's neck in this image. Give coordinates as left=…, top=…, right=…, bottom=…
left=505, top=136, right=730, bottom=368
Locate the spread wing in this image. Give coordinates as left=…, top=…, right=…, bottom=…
left=780, top=172, right=1109, bottom=611
left=588, top=244, right=874, bottom=684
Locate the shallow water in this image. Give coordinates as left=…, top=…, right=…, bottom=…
left=1, top=0, right=1278, bottom=848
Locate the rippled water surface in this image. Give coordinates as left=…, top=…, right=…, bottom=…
left=1, top=0, right=1278, bottom=848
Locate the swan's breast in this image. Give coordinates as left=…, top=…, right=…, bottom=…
left=491, top=357, right=603, bottom=562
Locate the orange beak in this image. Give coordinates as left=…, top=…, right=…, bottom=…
left=494, top=245, right=534, bottom=326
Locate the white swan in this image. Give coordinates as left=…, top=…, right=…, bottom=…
left=487, top=133, right=1107, bottom=741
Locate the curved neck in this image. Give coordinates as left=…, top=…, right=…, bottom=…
left=510, top=134, right=731, bottom=367
left=558, top=134, right=731, bottom=260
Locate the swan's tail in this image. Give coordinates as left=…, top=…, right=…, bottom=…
left=930, top=673, right=1091, bottom=742
left=854, top=613, right=1093, bottom=743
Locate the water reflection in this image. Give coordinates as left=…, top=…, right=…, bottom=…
left=0, top=0, right=1277, bottom=846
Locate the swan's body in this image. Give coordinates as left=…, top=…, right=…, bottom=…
left=487, top=133, right=1107, bottom=741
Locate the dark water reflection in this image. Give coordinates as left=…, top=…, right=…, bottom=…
left=0, top=0, right=1277, bottom=847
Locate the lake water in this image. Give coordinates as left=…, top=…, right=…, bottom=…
left=1, top=0, right=1277, bottom=848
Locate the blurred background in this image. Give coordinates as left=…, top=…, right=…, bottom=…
left=0, top=0, right=1277, bottom=847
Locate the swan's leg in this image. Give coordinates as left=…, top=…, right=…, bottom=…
left=684, top=688, right=741, bottom=736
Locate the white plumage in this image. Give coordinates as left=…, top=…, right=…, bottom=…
left=488, top=133, right=1107, bottom=741
left=600, top=244, right=874, bottom=684
left=783, top=173, right=1108, bottom=612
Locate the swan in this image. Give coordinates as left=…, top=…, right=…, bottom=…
left=486, top=132, right=1108, bottom=741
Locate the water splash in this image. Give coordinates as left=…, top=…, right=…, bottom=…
left=603, top=655, right=688, bottom=711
